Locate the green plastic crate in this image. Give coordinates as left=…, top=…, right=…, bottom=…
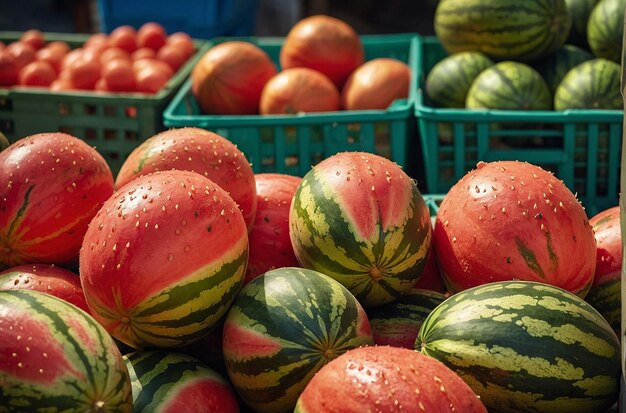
left=163, top=34, right=419, bottom=176
left=415, top=36, right=622, bottom=216
left=0, top=32, right=210, bottom=174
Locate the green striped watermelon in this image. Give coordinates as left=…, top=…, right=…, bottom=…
left=114, top=127, right=258, bottom=231
left=295, top=346, right=487, bottom=413
left=434, top=0, right=572, bottom=61
left=553, top=58, right=622, bottom=110
left=222, top=267, right=374, bottom=413
left=123, top=351, right=239, bottom=413
left=79, top=170, right=248, bottom=349
left=425, top=51, right=494, bottom=108
left=0, top=289, right=132, bottom=412
left=565, top=0, right=599, bottom=47
left=289, top=151, right=432, bottom=308
left=417, top=281, right=620, bottom=413
left=532, top=44, right=594, bottom=93
left=0, top=132, right=114, bottom=270
left=433, top=161, right=597, bottom=296
left=587, top=0, right=625, bottom=62
left=585, top=206, right=620, bottom=336
left=466, top=61, right=552, bottom=110
left=366, top=288, right=446, bottom=348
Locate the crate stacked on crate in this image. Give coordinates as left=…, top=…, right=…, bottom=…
left=415, top=36, right=622, bottom=217
left=163, top=34, right=419, bottom=177
left=0, top=31, right=210, bottom=174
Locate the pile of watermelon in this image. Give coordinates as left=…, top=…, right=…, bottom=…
left=426, top=0, right=623, bottom=111
left=0, top=123, right=620, bottom=412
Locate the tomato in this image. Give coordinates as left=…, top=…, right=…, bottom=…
left=0, top=51, right=19, bottom=86
left=166, top=32, right=195, bottom=58
left=280, top=15, right=364, bottom=89
left=66, top=56, right=101, bottom=90
left=50, top=78, right=73, bottom=91
left=99, top=47, right=131, bottom=64
left=137, top=22, right=167, bottom=51
left=47, top=41, right=71, bottom=55
left=35, top=46, right=65, bottom=74
left=341, top=58, right=411, bottom=110
left=6, top=41, right=36, bottom=70
left=260, top=67, right=341, bottom=114
left=156, top=44, right=187, bottom=71
left=20, top=29, right=45, bottom=50
left=191, top=41, right=277, bottom=114
left=18, top=60, right=56, bottom=87
left=131, top=47, right=156, bottom=60
left=85, top=33, right=109, bottom=49
left=132, top=58, right=173, bottom=78
left=102, top=59, right=135, bottom=92
left=108, top=25, right=137, bottom=53
left=61, top=48, right=83, bottom=72
left=135, top=65, right=169, bottom=93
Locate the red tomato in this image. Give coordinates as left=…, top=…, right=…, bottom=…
left=84, top=33, right=109, bottom=49
left=47, top=41, right=71, bottom=55
left=156, top=44, right=187, bottom=71
left=50, top=78, right=73, bottom=91
left=66, top=56, right=101, bottom=90
left=18, top=60, right=56, bottom=87
left=166, top=32, right=195, bottom=58
left=35, top=46, right=65, bottom=73
left=20, top=29, right=45, bottom=50
left=102, top=59, right=135, bottom=92
left=135, top=65, right=169, bottom=93
left=99, top=47, right=131, bottom=64
left=0, top=51, right=19, bottom=86
left=6, top=42, right=36, bottom=70
left=131, top=47, right=156, bottom=60
left=0, top=42, right=5, bottom=51
left=61, top=48, right=83, bottom=72
left=108, top=25, right=137, bottom=53
left=133, top=58, right=173, bottom=78
left=137, top=22, right=167, bottom=51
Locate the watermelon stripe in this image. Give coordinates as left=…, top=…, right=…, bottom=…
left=6, top=185, right=34, bottom=239
left=515, top=237, right=546, bottom=278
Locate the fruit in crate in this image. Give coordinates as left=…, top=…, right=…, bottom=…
left=433, top=160, right=596, bottom=296
left=425, top=51, right=494, bottom=108
left=341, top=58, right=411, bottom=110
left=587, top=0, right=624, bottom=62
left=532, top=44, right=593, bottom=93
left=245, top=173, right=302, bottom=285
left=294, top=345, right=487, bottom=413
left=418, top=281, right=621, bottom=413
left=289, top=151, right=432, bottom=308
left=0, top=264, right=89, bottom=313
left=0, top=289, right=133, bottom=412
left=585, top=206, right=621, bottom=335
left=554, top=58, right=622, bottom=110
left=565, top=0, right=600, bottom=48
left=222, top=267, right=374, bottom=413
left=434, top=0, right=572, bottom=61
left=79, top=170, right=248, bottom=349
left=124, top=351, right=239, bottom=413
left=191, top=41, right=277, bottom=115
left=465, top=61, right=552, bottom=110
left=0, top=132, right=114, bottom=270
left=115, top=127, right=258, bottom=231
left=280, top=14, right=364, bottom=89
left=259, top=67, right=341, bottom=114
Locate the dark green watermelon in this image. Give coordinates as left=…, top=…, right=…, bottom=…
left=565, top=0, right=600, bottom=48
left=587, top=0, right=625, bottom=62
left=554, top=58, right=622, bottom=110
left=533, top=44, right=594, bottom=93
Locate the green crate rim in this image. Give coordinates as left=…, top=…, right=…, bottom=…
left=0, top=31, right=210, bottom=104
left=414, top=36, right=624, bottom=123
left=163, top=33, right=419, bottom=127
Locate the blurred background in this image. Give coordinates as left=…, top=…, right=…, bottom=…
left=0, top=0, right=437, bottom=37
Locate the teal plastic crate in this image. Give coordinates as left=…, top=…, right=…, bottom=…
left=163, top=34, right=419, bottom=177
left=0, top=32, right=209, bottom=174
left=415, top=36, right=622, bottom=216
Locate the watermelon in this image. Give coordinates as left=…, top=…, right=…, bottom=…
left=417, top=281, right=620, bottom=413
left=295, top=345, right=487, bottom=413
left=0, top=263, right=89, bottom=313
left=124, top=351, right=239, bottom=413
left=565, top=0, right=600, bottom=47
left=553, top=58, right=622, bottom=110
left=222, top=267, right=374, bottom=413
left=433, top=161, right=596, bottom=296
left=289, top=152, right=432, bottom=308
left=0, top=289, right=132, bottom=412
left=114, top=127, right=258, bottom=231
left=466, top=61, right=552, bottom=110
left=587, top=0, right=625, bottom=62
left=245, top=173, right=302, bottom=285
left=80, top=170, right=248, bottom=349
left=532, top=44, right=594, bottom=93
left=413, top=247, right=447, bottom=293
left=434, top=0, right=572, bottom=62
left=425, top=51, right=494, bottom=108
left=585, top=206, right=621, bottom=335
left=366, top=288, right=446, bottom=348
left=0, top=132, right=114, bottom=270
